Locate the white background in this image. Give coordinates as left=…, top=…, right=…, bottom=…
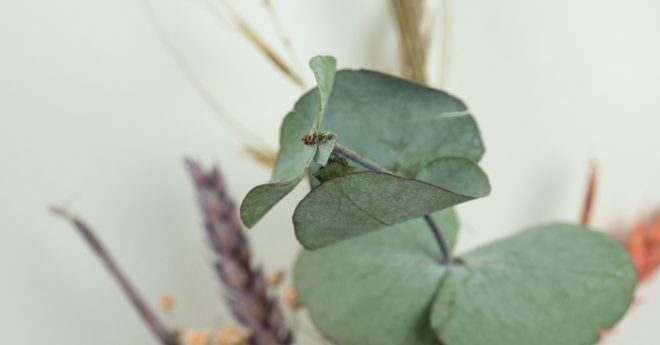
left=1, top=0, right=659, bottom=344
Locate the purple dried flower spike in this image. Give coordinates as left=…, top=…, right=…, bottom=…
left=185, top=159, right=293, bottom=345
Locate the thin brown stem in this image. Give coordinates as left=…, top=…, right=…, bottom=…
left=390, top=0, right=427, bottom=84
left=208, top=0, right=305, bottom=89
left=141, top=0, right=277, bottom=169
left=50, top=206, right=178, bottom=345
left=580, top=160, right=598, bottom=226
left=263, top=0, right=307, bottom=90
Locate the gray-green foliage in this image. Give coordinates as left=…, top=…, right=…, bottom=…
left=241, top=58, right=485, bottom=229
left=294, top=209, right=459, bottom=345
left=320, top=69, right=483, bottom=177
left=294, top=165, right=489, bottom=249
left=296, top=222, right=635, bottom=345
left=241, top=56, right=636, bottom=345
left=431, top=224, right=636, bottom=345
left=240, top=56, right=337, bottom=228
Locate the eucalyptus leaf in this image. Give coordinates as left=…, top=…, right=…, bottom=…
left=294, top=209, right=459, bottom=345
left=431, top=223, right=636, bottom=345
left=320, top=70, right=484, bottom=177
left=309, top=56, right=336, bottom=132
left=240, top=56, right=336, bottom=227
left=312, top=132, right=338, bottom=166
left=294, top=158, right=489, bottom=250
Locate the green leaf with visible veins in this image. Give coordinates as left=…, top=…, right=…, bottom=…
left=320, top=70, right=484, bottom=177
left=294, top=209, right=459, bottom=345
left=294, top=156, right=489, bottom=250
left=240, top=56, right=336, bottom=228
left=431, top=223, right=636, bottom=345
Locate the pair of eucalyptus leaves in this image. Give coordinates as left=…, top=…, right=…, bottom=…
left=240, top=56, right=636, bottom=345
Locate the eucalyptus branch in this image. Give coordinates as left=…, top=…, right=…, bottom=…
left=50, top=207, right=179, bottom=345
left=332, top=143, right=451, bottom=264
left=332, top=143, right=390, bottom=174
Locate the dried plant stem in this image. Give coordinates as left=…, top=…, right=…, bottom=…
left=186, top=159, right=293, bottom=345
left=262, top=0, right=307, bottom=89
left=207, top=0, right=305, bottom=89
left=332, top=143, right=451, bottom=263
left=332, top=143, right=390, bottom=174
left=391, top=0, right=427, bottom=84
left=580, top=161, right=598, bottom=226
left=141, top=0, right=277, bottom=167
left=439, top=0, right=452, bottom=90
left=50, top=206, right=178, bottom=345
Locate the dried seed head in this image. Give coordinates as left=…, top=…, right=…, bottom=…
left=217, top=260, right=250, bottom=290
left=232, top=294, right=268, bottom=326
left=281, top=285, right=299, bottom=309
left=266, top=303, right=284, bottom=331
left=183, top=329, right=210, bottom=345
left=160, top=293, right=175, bottom=311
left=250, top=270, right=268, bottom=302
left=266, top=271, right=284, bottom=287
left=252, top=329, right=280, bottom=345
left=214, top=325, right=248, bottom=345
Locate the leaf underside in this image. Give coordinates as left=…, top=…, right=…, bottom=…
left=294, top=157, right=490, bottom=250
left=240, top=56, right=336, bottom=228
left=294, top=209, right=459, bottom=345
left=431, top=223, right=637, bottom=345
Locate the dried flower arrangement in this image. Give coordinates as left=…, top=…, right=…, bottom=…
left=49, top=1, right=660, bottom=345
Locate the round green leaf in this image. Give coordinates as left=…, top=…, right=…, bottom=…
left=240, top=56, right=336, bottom=228
left=294, top=157, right=489, bottom=250
left=294, top=209, right=459, bottom=345
left=320, top=70, right=484, bottom=177
left=431, top=223, right=636, bottom=345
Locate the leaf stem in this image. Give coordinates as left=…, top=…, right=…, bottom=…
left=332, top=143, right=451, bottom=263
left=423, top=214, right=450, bottom=264
left=332, top=143, right=390, bottom=173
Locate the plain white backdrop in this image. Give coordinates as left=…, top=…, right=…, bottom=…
left=1, top=0, right=660, bottom=344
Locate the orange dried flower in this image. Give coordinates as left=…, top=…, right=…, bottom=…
left=625, top=215, right=660, bottom=283
left=266, top=271, right=284, bottom=287
left=214, top=325, right=248, bottom=345
left=282, top=285, right=299, bottom=309
left=160, top=293, right=175, bottom=311
left=184, top=329, right=210, bottom=345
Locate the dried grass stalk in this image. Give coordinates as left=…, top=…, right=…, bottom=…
left=50, top=206, right=179, bottom=345
left=390, top=0, right=427, bottom=84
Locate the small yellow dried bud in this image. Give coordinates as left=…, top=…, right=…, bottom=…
left=282, top=285, right=299, bottom=309
left=160, top=293, right=175, bottom=311
left=184, top=329, right=210, bottom=345
left=266, top=271, right=284, bottom=287
left=214, top=325, right=248, bottom=345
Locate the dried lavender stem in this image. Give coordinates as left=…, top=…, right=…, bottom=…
left=50, top=206, right=178, bottom=345
left=332, top=143, right=451, bottom=264
left=185, top=159, right=293, bottom=345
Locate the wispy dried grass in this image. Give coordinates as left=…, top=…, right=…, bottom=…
left=204, top=0, right=306, bottom=90
left=141, top=0, right=278, bottom=170
left=390, top=0, right=427, bottom=85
